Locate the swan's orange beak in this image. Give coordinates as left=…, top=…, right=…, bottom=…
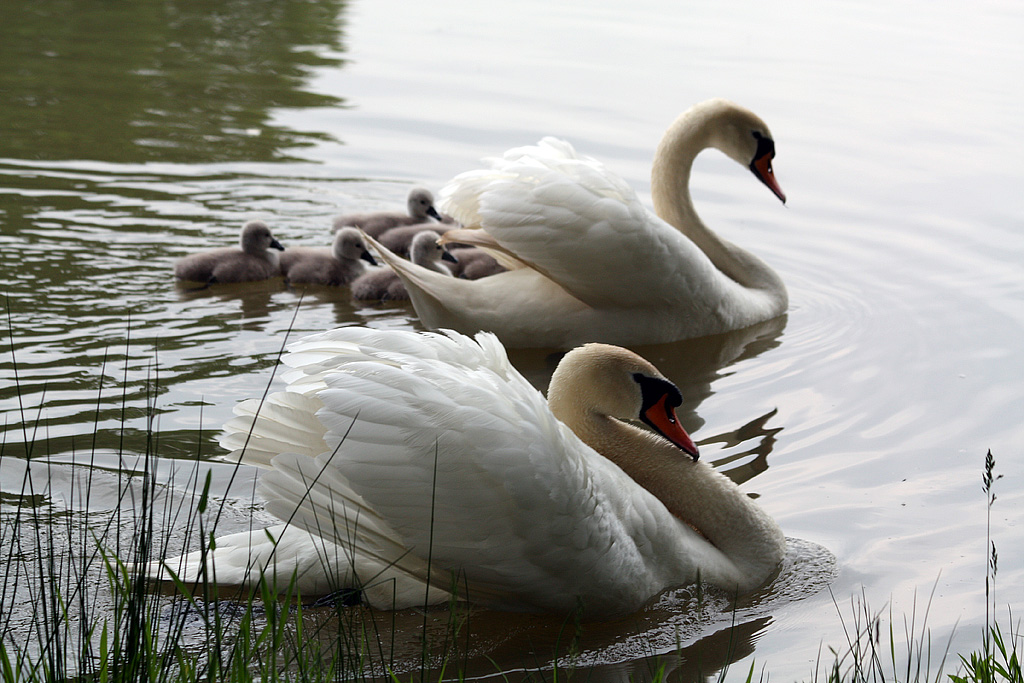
left=752, top=153, right=786, bottom=204
left=643, top=394, right=699, bottom=461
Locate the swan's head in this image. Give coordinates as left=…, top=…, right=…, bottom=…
left=407, top=187, right=444, bottom=222
left=334, top=227, right=378, bottom=265
left=240, top=220, right=285, bottom=254
left=548, top=343, right=699, bottom=460
left=703, top=100, right=786, bottom=204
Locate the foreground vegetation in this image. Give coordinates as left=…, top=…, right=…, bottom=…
left=1, top=407, right=1019, bottom=683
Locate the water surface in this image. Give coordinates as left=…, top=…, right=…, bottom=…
left=2, top=0, right=1023, bottom=680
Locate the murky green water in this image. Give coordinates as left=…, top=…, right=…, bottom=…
left=3, top=0, right=1023, bottom=680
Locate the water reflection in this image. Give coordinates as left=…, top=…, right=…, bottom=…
left=271, top=535, right=834, bottom=683
left=175, top=278, right=287, bottom=329
left=1, top=0, right=357, bottom=456
left=590, top=618, right=770, bottom=683
left=702, top=409, right=781, bottom=486
left=273, top=593, right=770, bottom=682
left=0, top=0, right=347, bottom=163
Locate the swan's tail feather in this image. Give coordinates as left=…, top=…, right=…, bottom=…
left=135, top=524, right=360, bottom=597
left=437, top=229, right=528, bottom=271
left=359, top=233, right=477, bottom=331
left=362, top=233, right=454, bottom=291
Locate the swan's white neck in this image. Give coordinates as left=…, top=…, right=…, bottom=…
left=546, top=342, right=782, bottom=591
left=650, top=104, right=787, bottom=310
left=570, top=413, right=781, bottom=587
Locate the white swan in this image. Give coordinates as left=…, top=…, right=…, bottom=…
left=174, top=220, right=285, bottom=284
left=149, top=327, right=784, bottom=618
left=370, top=99, right=787, bottom=348
left=278, top=227, right=377, bottom=286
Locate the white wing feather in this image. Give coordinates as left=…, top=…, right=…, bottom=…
left=441, top=138, right=711, bottom=310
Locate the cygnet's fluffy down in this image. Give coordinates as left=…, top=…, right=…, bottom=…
left=375, top=224, right=446, bottom=258
left=446, top=247, right=507, bottom=280
left=174, top=220, right=284, bottom=284
left=331, top=188, right=442, bottom=238
left=279, top=228, right=377, bottom=286
left=352, top=231, right=457, bottom=301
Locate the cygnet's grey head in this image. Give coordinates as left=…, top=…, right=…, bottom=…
left=333, top=227, right=378, bottom=265
left=240, top=220, right=285, bottom=254
left=410, top=230, right=458, bottom=273
left=407, top=188, right=443, bottom=222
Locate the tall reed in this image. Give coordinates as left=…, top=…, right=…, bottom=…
left=812, top=450, right=1020, bottom=683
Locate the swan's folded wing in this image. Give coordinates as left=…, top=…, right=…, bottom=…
left=255, top=328, right=676, bottom=613
left=440, top=138, right=703, bottom=309
left=219, top=392, right=328, bottom=467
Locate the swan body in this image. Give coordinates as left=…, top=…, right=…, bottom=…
left=374, top=99, right=787, bottom=348
left=150, top=327, right=784, bottom=617
left=351, top=231, right=456, bottom=300
left=278, top=227, right=377, bottom=286
left=331, top=187, right=443, bottom=238
left=174, top=220, right=285, bottom=284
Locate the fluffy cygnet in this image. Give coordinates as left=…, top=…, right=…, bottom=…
left=279, top=228, right=377, bottom=286
left=331, top=188, right=442, bottom=238
left=375, top=224, right=448, bottom=259
left=174, top=220, right=284, bottom=285
left=446, top=246, right=507, bottom=280
left=352, top=231, right=456, bottom=301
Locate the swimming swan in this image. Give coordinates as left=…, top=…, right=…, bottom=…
left=148, top=327, right=785, bottom=617
left=331, top=187, right=443, bottom=238
left=173, top=220, right=285, bottom=284
left=372, top=99, right=788, bottom=348
left=278, top=227, right=377, bottom=286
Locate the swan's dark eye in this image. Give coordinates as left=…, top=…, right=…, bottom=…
left=748, top=131, right=786, bottom=203
left=632, top=373, right=682, bottom=412
left=633, top=372, right=697, bottom=458
left=751, top=131, right=775, bottom=161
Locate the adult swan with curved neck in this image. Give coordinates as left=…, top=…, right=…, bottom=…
left=369, top=99, right=788, bottom=348
left=149, top=327, right=785, bottom=618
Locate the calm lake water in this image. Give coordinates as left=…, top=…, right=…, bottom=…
left=2, top=0, right=1023, bottom=680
